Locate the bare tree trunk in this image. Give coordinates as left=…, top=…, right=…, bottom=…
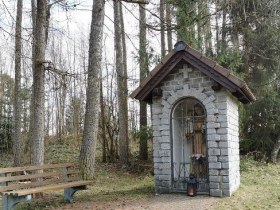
left=105, top=61, right=117, bottom=162
left=60, top=75, right=67, bottom=136
left=160, top=0, right=165, bottom=58
left=100, top=72, right=107, bottom=163
left=230, top=5, right=240, bottom=51
left=196, top=1, right=202, bottom=50
left=215, top=0, right=220, bottom=55
left=45, top=0, right=51, bottom=44
left=271, top=138, right=280, bottom=163
left=55, top=88, right=60, bottom=140
left=31, top=0, right=36, bottom=53
left=114, top=0, right=129, bottom=167
left=13, top=0, right=23, bottom=167
left=45, top=101, right=50, bottom=138
left=221, top=9, right=227, bottom=54
left=166, top=2, right=172, bottom=52
left=120, top=5, right=127, bottom=80
left=204, top=0, right=213, bottom=56
left=231, top=17, right=239, bottom=50
left=243, top=20, right=250, bottom=82
left=120, top=3, right=129, bottom=163
left=55, top=73, right=67, bottom=142
left=139, top=3, right=149, bottom=160
left=79, top=0, right=105, bottom=179
left=31, top=0, right=47, bottom=166
left=28, top=0, right=36, bottom=160
left=22, top=61, right=29, bottom=134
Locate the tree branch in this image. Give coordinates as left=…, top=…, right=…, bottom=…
left=121, top=0, right=149, bottom=4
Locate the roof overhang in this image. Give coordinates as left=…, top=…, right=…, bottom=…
left=131, top=41, right=256, bottom=104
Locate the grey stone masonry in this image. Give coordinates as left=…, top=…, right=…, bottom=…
left=151, top=64, right=240, bottom=196
left=206, top=91, right=240, bottom=197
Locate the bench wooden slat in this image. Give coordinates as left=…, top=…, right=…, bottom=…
left=0, top=176, right=80, bottom=193
left=0, top=163, right=78, bottom=174
left=1, top=163, right=90, bottom=210
left=0, top=169, right=79, bottom=183
left=2, top=180, right=91, bottom=196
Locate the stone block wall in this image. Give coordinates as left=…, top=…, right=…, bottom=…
left=227, top=94, right=240, bottom=195
left=151, top=64, right=240, bottom=196
left=208, top=92, right=239, bottom=197
left=152, top=96, right=172, bottom=194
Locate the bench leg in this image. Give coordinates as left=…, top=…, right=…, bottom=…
left=2, top=194, right=32, bottom=210
left=64, top=185, right=86, bottom=203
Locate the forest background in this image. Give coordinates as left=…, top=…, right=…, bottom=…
left=0, top=0, right=279, bottom=179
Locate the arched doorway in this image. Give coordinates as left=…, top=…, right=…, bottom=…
left=171, top=97, right=209, bottom=194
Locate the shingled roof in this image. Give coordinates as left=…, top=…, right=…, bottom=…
left=131, top=41, right=256, bottom=104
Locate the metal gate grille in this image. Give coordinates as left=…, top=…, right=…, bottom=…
left=171, top=98, right=209, bottom=194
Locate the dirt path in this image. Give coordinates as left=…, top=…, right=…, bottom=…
left=53, top=194, right=220, bottom=210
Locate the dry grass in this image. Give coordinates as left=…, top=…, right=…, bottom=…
left=216, top=158, right=280, bottom=210
left=0, top=137, right=154, bottom=210
left=13, top=162, right=154, bottom=210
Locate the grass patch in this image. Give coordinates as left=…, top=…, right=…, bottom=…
left=216, top=158, right=280, bottom=210
left=76, top=162, right=154, bottom=202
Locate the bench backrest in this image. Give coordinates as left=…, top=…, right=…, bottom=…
left=0, top=163, right=80, bottom=193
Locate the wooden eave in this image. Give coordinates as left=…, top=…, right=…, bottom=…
left=130, top=41, right=256, bottom=104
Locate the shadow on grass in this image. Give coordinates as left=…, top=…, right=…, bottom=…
left=11, top=185, right=154, bottom=210
left=77, top=185, right=155, bottom=203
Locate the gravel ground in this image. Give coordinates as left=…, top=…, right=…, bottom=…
left=54, top=194, right=220, bottom=210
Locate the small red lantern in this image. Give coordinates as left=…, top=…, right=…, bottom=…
left=187, top=175, right=198, bottom=196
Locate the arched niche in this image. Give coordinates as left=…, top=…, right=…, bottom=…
left=171, top=97, right=209, bottom=193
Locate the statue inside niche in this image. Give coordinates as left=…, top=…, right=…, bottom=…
left=189, top=104, right=207, bottom=180
left=193, top=104, right=206, bottom=156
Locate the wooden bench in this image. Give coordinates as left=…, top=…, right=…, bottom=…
left=0, top=163, right=91, bottom=210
